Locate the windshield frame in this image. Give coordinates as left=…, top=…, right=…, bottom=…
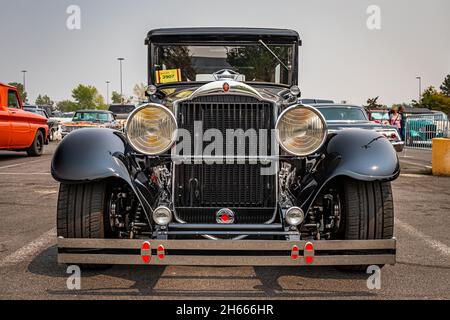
left=148, top=41, right=299, bottom=87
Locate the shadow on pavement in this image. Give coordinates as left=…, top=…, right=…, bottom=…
left=0, top=153, right=28, bottom=161
left=28, top=246, right=375, bottom=299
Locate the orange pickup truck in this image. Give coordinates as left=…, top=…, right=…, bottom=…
left=0, top=82, right=48, bottom=156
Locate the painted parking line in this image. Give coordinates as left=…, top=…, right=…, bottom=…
left=396, top=218, right=450, bottom=258
left=0, top=228, right=56, bottom=268
left=0, top=172, right=51, bottom=175
left=400, top=173, right=427, bottom=178
left=0, top=158, right=49, bottom=170
left=399, top=159, right=432, bottom=169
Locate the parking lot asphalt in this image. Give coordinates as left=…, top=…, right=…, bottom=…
left=0, top=142, right=449, bottom=300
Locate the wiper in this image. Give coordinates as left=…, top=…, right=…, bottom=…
left=258, top=39, right=290, bottom=71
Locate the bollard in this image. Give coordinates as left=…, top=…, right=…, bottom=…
left=432, top=138, right=450, bottom=176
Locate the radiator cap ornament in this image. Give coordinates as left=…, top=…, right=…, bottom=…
left=216, top=208, right=235, bottom=224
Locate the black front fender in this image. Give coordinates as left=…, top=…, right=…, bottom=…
left=51, top=128, right=130, bottom=184
left=324, top=128, right=400, bottom=181
left=51, top=128, right=155, bottom=224
left=299, top=129, right=400, bottom=212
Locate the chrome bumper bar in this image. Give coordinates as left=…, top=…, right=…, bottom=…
left=58, top=237, right=396, bottom=266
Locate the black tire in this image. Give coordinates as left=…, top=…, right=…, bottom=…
left=340, top=179, right=394, bottom=271
left=26, top=130, right=44, bottom=156
left=49, top=128, right=54, bottom=141
left=57, top=182, right=111, bottom=270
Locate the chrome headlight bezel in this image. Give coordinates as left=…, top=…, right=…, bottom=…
left=125, top=103, right=177, bottom=155
left=275, top=104, right=328, bottom=156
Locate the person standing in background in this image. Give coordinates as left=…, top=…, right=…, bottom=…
left=390, top=107, right=402, bottom=136
left=398, top=106, right=406, bottom=140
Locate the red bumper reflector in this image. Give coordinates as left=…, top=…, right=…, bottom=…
left=157, top=245, right=165, bottom=259
left=291, top=245, right=299, bottom=260
left=304, top=242, right=314, bottom=265
left=141, top=241, right=151, bottom=264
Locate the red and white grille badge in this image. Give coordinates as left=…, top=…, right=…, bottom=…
left=223, top=82, right=230, bottom=92
left=216, top=208, right=235, bottom=224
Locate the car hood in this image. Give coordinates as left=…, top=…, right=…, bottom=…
left=63, top=121, right=106, bottom=127
left=326, top=122, right=397, bottom=131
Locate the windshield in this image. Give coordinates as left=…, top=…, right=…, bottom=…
left=318, top=107, right=368, bottom=122
left=73, top=112, right=109, bottom=122
left=152, top=43, right=295, bottom=85
left=370, top=111, right=390, bottom=121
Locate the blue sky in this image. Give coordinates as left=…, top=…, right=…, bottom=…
left=1, top=0, right=449, bottom=105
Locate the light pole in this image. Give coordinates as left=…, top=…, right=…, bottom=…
left=21, top=70, right=27, bottom=102
left=416, top=76, right=422, bottom=103
left=117, top=58, right=125, bottom=98
left=106, top=81, right=110, bottom=105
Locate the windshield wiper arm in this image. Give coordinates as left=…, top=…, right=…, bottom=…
left=258, top=39, right=290, bottom=71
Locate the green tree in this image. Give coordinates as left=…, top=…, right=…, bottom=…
left=226, top=45, right=290, bottom=83
left=35, top=94, right=53, bottom=106
left=363, top=97, right=387, bottom=110
left=8, top=82, right=27, bottom=102
left=71, top=84, right=105, bottom=109
left=440, top=75, right=450, bottom=97
left=111, top=91, right=124, bottom=104
left=417, top=86, right=450, bottom=115
left=160, top=46, right=196, bottom=81
left=56, top=100, right=78, bottom=112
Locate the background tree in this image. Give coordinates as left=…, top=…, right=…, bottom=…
left=71, top=84, right=105, bottom=109
left=226, top=46, right=290, bottom=83
left=56, top=100, right=78, bottom=112
left=416, top=86, right=450, bottom=115
left=363, top=97, right=387, bottom=111
left=8, top=82, right=27, bottom=102
left=35, top=94, right=54, bottom=106
left=111, top=91, right=124, bottom=104
left=440, top=75, right=450, bottom=97
left=160, top=46, right=196, bottom=81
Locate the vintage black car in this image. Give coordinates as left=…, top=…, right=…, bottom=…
left=52, top=28, right=398, bottom=269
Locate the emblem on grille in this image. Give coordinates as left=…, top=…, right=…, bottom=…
left=216, top=208, right=235, bottom=224
left=223, top=82, right=230, bottom=92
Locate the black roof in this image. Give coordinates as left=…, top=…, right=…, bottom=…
left=146, top=27, right=301, bottom=44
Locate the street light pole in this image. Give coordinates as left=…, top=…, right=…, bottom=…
left=416, top=76, right=422, bottom=103
left=106, top=81, right=110, bottom=105
left=117, top=58, right=125, bottom=99
left=21, top=70, right=27, bottom=102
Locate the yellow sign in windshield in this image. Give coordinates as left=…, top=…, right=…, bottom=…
left=156, top=69, right=181, bottom=84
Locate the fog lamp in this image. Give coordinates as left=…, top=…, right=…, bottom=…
left=152, top=206, right=172, bottom=226
left=285, top=207, right=305, bottom=226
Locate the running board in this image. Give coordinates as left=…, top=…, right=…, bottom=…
left=57, top=237, right=396, bottom=266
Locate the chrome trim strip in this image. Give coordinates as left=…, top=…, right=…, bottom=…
left=58, top=238, right=396, bottom=250
left=189, top=80, right=264, bottom=100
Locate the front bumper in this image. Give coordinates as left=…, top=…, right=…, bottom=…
left=58, top=237, right=396, bottom=266
left=392, top=141, right=405, bottom=152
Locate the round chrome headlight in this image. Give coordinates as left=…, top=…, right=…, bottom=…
left=285, top=207, right=305, bottom=226
left=276, top=105, right=327, bottom=156
left=126, top=103, right=177, bottom=155
left=152, top=206, right=173, bottom=226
